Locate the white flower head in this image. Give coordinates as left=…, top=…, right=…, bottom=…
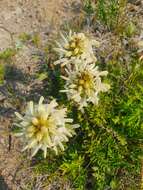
left=14, top=97, right=78, bottom=158
left=61, top=59, right=110, bottom=110
left=54, top=31, right=100, bottom=66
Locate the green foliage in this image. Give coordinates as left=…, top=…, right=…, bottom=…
left=19, top=32, right=41, bottom=47
left=96, top=0, right=119, bottom=29
left=32, top=53, right=143, bottom=189
left=60, top=152, right=86, bottom=190
left=73, top=58, right=142, bottom=189
left=19, top=32, right=31, bottom=42
left=0, top=47, right=16, bottom=84
left=35, top=72, right=48, bottom=81
left=31, top=33, right=41, bottom=47
left=124, top=21, right=136, bottom=37
left=96, top=0, right=127, bottom=30
left=0, top=48, right=16, bottom=61
left=0, top=63, right=5, bottom=84
left=83, top=0, right=95, bottom=16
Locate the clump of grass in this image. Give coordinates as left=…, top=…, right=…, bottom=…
left=0, top=48, right=17, bottom=84
left=19, top=32, right=31, bottom=43
left=123, top=21, right=136, bottom=37
left=0, top=64, right=5, bottom=84
left=82, top=0, right=137, bottom=39
left=31, top=33, right=41, bottom=48
left=0, top=48, right=16, bottom=62
left=96, top=0, right=127, bottom=30
left=82, top=0, right=95, bottom=16
left=19, top=32, right=41, bottom=47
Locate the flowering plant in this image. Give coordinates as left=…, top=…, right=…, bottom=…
left=61, top=59, right=110, bottom=110
left=54, top=31, right=100, bottom=66
left=15, top=97, right=78, bottom=157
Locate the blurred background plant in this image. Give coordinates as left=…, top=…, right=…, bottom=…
left=96, top=0, right=127, bottom=30
left=81, top=0, right=137, bottom=37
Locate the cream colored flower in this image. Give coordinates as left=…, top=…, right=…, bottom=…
left=14, top=97, right=78, bottom=158
left=54, top=31, right=100, bottom=66
left=61, top=59, right=110, bottom=110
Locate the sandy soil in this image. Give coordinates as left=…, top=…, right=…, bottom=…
left=0, top=0, right=71, bottom=48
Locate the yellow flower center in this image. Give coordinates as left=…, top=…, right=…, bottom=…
left=76, top=72, right=95, bottom=96
left=27, top=116, right=55, bottom=142
left=64, top=36, right=86, bottom=57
